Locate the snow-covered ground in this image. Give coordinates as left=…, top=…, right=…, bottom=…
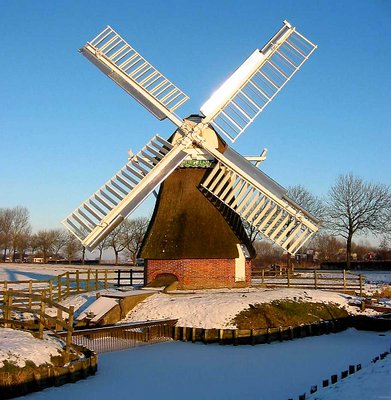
left=121, top=288, right=380, bottom=328
left=0, top=328, right=64, bottom=368
left=17, top=329, right=391, bottom=400
left=309, top=353, right=391, bottom=400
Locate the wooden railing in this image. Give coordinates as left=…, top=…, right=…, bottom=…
left=60, top=319, right=178, bottom=353
left=252, top=269, right=363, bottom=295
left=0, top=268, right=145, bottom=302
left=0, top=289, right=75, bottom=363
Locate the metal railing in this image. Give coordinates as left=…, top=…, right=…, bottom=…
left=63, top=319, right=177, bottom=353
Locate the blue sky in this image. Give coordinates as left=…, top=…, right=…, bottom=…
left=1, top=0, right=390, bottom=232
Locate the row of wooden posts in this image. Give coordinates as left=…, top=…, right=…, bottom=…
left=290, top=348, right=391, bottom=400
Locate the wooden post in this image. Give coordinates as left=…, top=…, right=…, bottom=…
left=233, top=329, right=238, bottom=346
left=38, top=291, right=46, bottom=339
left=56, top=308, right=62, bottom=332
left=261, top=269, right=265, bottom=286
left=130, top=269, right=133, bottom=286
left=87, top=269, right=91, bottom=291
left=3, top=280, right=7, bottom=291
left=49, top=280, right=53, bottom=301
left=314, top=270, right=318, bottom=289
left=76, top=270, right=80, bottom=293
left=58, top=278, right=62, bottom=302
left=219, top=329, right=224, bottom=345
left=287, top=269, right=291, bottom=288
left=66, top=272, right=70, bottom=297
left=104, top=270, right=108, bottom=289
left=4, top=290, right=12, bottom=328
left=64, top=305, right=74, bottom=364
left=28, top=280, right=33, bottom=308
left=359, top=274, right=363, bottom=297
left=192, top=327, right=196, bottom=343
left=343, top=269, right=347, bottom=290
left=95, top=269, right=99, bottom=290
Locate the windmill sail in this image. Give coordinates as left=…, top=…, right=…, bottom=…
left=62, top=135, right=188, bottom=251
left=200, top=144, right=320, bottom=254
left=81, top=26, right=188, bottom=127
left=200, top=21, right=316, bottom=142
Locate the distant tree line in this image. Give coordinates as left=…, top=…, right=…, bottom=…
left=0, top=207, right=149, bottom=265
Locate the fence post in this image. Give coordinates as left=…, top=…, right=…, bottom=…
left=117, top=270, right=121, bottom=287
left=104, top=270, right=108, bottom=289
left=261, top=269, right=265, bottom=286
left=64, top=305, right=74, bottom=364
left=38, top=291, right=46, bottom=339
left=58, top=277, right=62, bottom=302
left=359, top=274, right=363, bottom=297
left=87, top=269, right=91, bottom=291
left=130, top=269, right=133, bottom=286
left=56, top=308, right=62, bottom=332
left=29, top=280, right=33, bottom=308
left=287, top=269, right=291, bottom=288
left=4, top=290, right=12, bottom=328
left=66, top=272, right=70, bottom=297
left=76, top=270, right=80, bottom=293
left=343, top=269, right=347, bottom=290
left=49, top=280, right=53, bottom=301
left=95, top=269, right=99, bottom=290
left=314, top=271, right=318, bottom=289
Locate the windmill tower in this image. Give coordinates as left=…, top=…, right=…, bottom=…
left=63, top=21, right=321, bottom=289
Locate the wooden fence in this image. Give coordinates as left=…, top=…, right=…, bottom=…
left=252, top=269, right=363, bottom=295
left=0, top=268, right=145, bottom=303
left=61, top=319, right=178, bottom=353
left=0, top=289, right=75, bottom=363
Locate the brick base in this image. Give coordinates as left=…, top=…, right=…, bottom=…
left=146, top=259, right=252, bottom=290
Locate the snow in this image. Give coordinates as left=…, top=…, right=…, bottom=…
left=18, top=329, right=391, bottom=400
left=0, top=328, right=64, bottom=368
left=121, top=288, right=377, bottom=328
left=76, top=296, right=118, bottom=323
left=309, top=352, right=391, bottom=400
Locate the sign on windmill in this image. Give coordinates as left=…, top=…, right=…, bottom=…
left=63, top=21, right=320, bottom=289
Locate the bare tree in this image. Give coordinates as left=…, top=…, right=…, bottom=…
left=0, top=208, right=14, bottom=261
left=326, top=173, right=391, bottom=268
left=107, top=223, right=130, bottom=265
left=286, top=185, right=325, bottom=220
left=16, top=231, right=31, bottom=262
left=253, top=240, right=284, bottom=266
left=9, top=206, right=31, bottom=261
left=33, top=229, right=58, bottom=263
left=124, top=217, right=149, bottom=265
left=312, top=233, right=344, bottom=262
left=51, top=229, right=68, bottom=259
left=64, top=232, right=82, bottom=264
left=96, top=236, right=110, bottom=264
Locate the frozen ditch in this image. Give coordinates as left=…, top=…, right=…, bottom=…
left=24, top=328, right=391, bottom=400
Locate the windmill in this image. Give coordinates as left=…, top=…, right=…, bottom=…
left=63, top=21, right=320, bottom=289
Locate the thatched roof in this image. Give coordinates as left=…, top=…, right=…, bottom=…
left=140, top=167, right=255, bottom=259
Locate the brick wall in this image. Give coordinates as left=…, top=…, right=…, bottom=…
left=146, top=258, right=252, bottom=289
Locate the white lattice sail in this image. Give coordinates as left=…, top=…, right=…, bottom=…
left=62, top=135, right=188, bottom=251
left=199, top=145, right=320, bottom=255
left=200, top=21, right=317, bottom=142
left=81, top=26, right=188, bottom=127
